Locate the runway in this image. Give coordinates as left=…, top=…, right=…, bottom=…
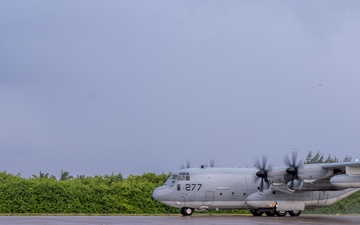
left=0, top=215, right=359, bottom=225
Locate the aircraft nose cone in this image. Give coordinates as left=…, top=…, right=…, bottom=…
left=152, top=186, right=172, bottom=201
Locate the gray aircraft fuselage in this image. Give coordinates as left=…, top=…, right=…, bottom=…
left=152, top=166, right=359, bottom=216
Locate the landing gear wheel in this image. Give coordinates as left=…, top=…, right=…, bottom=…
left=288, top=210, right=301, bottom=217
left=265, top=211, right=276, bottom=217
left=250, top=209, right=264, bottom=216
left=275, top=211, right=287, bottom=217
left=181, top=207, right=194, bottom=216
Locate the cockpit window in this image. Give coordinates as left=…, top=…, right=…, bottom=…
left=178, top=172, right=190, bottom=181
left=165, top=172, right=190, bottom=186
left=165, top=174, right=179, bottom=187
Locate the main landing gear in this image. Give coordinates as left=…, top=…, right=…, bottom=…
left=180, top=207, right=301, bottom=217
left=250, top=209, right=301, bottom=217
left=181, top=207, right=194, bottom=216
left=288, top=210, right=301, bottom=217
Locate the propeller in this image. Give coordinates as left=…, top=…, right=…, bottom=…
left=283, top=150, right=304, bottom=191
left=254, top=155, right=272, bottom=194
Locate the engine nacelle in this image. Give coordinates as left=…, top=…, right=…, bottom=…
left=287, top=179, right=303, bottom=191
left=267, top=167, right=287, bottom=186
left=300, top=164, right=332, bottom=183
left=330, top=174, right=360, bottom=188
left=268, top=164, right=332, bottom=186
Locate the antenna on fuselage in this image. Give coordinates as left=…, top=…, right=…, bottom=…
left=181, top=160, right=191, bottom=169
left=203, top=159, right=216, bottom=168
left=186, top=160, right=191, bottom=168
left=210, top=159, right=215, bottom=167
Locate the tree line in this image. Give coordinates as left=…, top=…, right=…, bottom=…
left=305, top=151, right=352, bottom=164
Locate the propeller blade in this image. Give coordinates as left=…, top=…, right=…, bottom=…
left=262, top=155, right=268, bottom=170
left=254, top=157, right=261, bottom=169
left=291, top=151, right=298, bottom=166
left=259, top=179, right=271, bottom=194
left=254, top=174, right=260, bottom=184
left=283, top=152, right=291, bottom=167
left=284, top=150, right=302, bottom=167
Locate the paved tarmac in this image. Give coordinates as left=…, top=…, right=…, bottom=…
left=0, top=215, right=359, bottom=225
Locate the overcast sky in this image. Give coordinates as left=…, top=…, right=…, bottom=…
left=1, top=1, right=360, bottom=178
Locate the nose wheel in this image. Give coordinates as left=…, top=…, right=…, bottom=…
left=181, top=207, right=194, bottom=216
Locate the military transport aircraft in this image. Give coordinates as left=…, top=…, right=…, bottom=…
left=152, top=151, right=360, bottom=217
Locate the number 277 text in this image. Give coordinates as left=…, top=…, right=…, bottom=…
left=185, top=184, right=202, bottom=191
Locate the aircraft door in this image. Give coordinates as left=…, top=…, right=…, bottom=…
left=203, top=191, right=214, bottom=206
left=244, top=174, right=253, bottom=196
left=235, top=174, right=249, bottom=208
left=177, top=183, right=186, bottom=207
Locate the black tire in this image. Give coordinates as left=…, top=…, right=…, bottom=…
left=275, top=211, right=287, bottom=217
left=250, top=209, right=264, bottom=216
left=181, top=207, right=194, bottom=216
left=288, top=210, right=301, bottom=217
left=265, top=211, right=276, bottom=217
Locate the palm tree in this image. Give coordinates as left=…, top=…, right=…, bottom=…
left=76, top=175, right=86, bottom=179
left=60, top=170, right=73, bottom=181
left=31, top=171, right=49, bottom=179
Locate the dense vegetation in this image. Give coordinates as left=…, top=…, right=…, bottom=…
left=0, top=172, right=177, bottom=214
left=0, top=151, right=358, bottom=214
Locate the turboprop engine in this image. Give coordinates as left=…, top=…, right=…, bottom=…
left=300, top=164, right=332, bottom=183
left=267, top=151, right=332, bottom=192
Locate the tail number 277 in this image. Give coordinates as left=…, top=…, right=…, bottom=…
left=185, top=184, right=202, bottom=191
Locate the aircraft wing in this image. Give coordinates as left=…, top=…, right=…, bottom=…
left=322, top=161, right=360, bottom=170
left=269, top=161, right=360, bottom=194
